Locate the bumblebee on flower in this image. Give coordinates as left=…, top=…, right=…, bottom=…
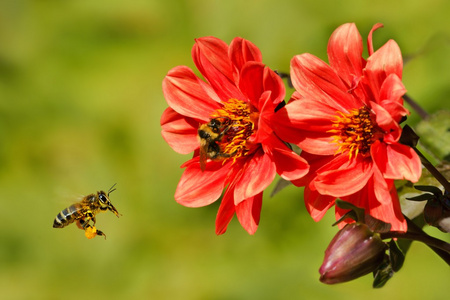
left=161, top=36, right=309, bottom=235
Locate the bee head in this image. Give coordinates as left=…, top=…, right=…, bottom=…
left=208, top=119, right=221, bottom=131
left=98, top=184, right=120, bottom=217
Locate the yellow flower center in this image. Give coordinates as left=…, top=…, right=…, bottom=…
left=328, top=107, right=380, bottom=160
left=211, top=98, right=258, bottom=163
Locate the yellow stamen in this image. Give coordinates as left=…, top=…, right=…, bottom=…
left=328, top=107, right=380, bottom=160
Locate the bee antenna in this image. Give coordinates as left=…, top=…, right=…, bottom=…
left=108, top=183, right=117, bottom=196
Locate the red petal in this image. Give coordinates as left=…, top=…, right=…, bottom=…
left=238, top=61, right=265, bottom=108
left=370, top=100, right=401, bottom=143
left=327, top=23, right=364, bottom=88
left=339, top=176, right=407, bottom=232
left=378, top=73, right=409, bottom=122
left=367, top=23, right=384, bottom=56
left=235, top=192, right=263, bottom=235
left=312, top=155, right=373, bottom=197
left=273, top=101, right=337, bottom=155
left=263, top=135, right=309, bottom=181
left=192, top=37, right=244, bottom=101
left=233, top=149, right=276, bottom=204
left=335, top=188, right=366, bottom=230
left=366, top=175, right=407, bottom=232
left=229, top=37, right=263, bottom=71
left=290, top=54, right=360, bottom=111
left=386, top=184, right=407, bottom=232
left=262, top=66, right=285, bottom=106
left=292, top=152, right=336, bottom=187
left=279, top=98, right=338, bottom=130
left=371, top=164, right=391, bottom=205
left=371, top=141, right=422, bottom=182
left=296, top=133, right=337, bottom=155
left=193, top=37, right=234, bottom=80
left=379, top=100, right=409, bottom=124
left=160, top=107, right=199, bottom=154
left=175, top=159, right=231, bottom=207
left=215, top=182, right=237, bottom=235
left=365, top=40, right=403, bottom=101
left=239, top=62, right=285, bottom=111
left=304, top=185, right=336, bottom=221
left=162, top=66, right=221, bottom=121
left=369, top=200, right=407, bottom=232
left=251, top=91, right=274, bottom=144
left=289, top=91, right=304, bottom=101
left=379, top=74, right=406, bottom=104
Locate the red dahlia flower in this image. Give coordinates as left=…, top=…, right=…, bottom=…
left=274, top=23, right=422, bottom=231
left=161, top=37, right=309, bottom=235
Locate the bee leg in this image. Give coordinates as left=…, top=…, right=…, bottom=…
left=95, top=229, right=107, bottom=240
left=217, top=151, right=234, bottom=159
left=77, top=217, right=92, bottom=230
left=216, top=126, right=231, bottom=140
left=221, top=152, right=231, bottom=158
left=84, top=211, right=96, bottom=225
left=76, top=219, right=84, bottom=230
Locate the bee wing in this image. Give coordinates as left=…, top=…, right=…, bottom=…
left=52, top=190, right=84, bottom=207
left=199, top=147, right=207, bottom=172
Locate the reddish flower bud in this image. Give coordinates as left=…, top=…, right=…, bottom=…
left=319, top=223, right=387, bottom=284
left=424, top=199, right=450, bottom=233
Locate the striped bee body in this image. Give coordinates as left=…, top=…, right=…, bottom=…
left=53, top=202, right=87, bottom=228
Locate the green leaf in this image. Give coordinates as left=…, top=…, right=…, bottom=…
left=398, top=162, right=450, bottom=220
left=415, top=110, right=450, bottom=161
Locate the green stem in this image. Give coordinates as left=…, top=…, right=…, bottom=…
left=380, top=218, right=450, bottom=265
left=380, top=231, right=450, bottom=253
left=413, top=147, right=450, bottom=192
left=403, top=94, right=429, bottom=120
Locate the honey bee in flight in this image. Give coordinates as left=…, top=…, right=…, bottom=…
left=53, top=184, right=120, bottom=239
left=198, top=117, right=233, bottom=171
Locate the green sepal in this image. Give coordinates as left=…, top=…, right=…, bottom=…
left=335, top=199, right=365, bottom=223
left=399, top=124, right=419, bottom=148
left=413, top=185, right=444, bottom=196
left=406, top=193, right=435, bottom=201
left=365, top=215, right=392, bottom=233
left=388, top=239, right=405, bottom=272
left=372, top=256, right=394, bottom=288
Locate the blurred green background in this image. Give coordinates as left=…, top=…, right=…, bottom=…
left=0, top=0, right=449, bottom=299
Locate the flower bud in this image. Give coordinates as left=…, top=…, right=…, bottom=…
left=424, top=199, right=450, bottom=233
left=319, top=223, right=387, bottom=284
